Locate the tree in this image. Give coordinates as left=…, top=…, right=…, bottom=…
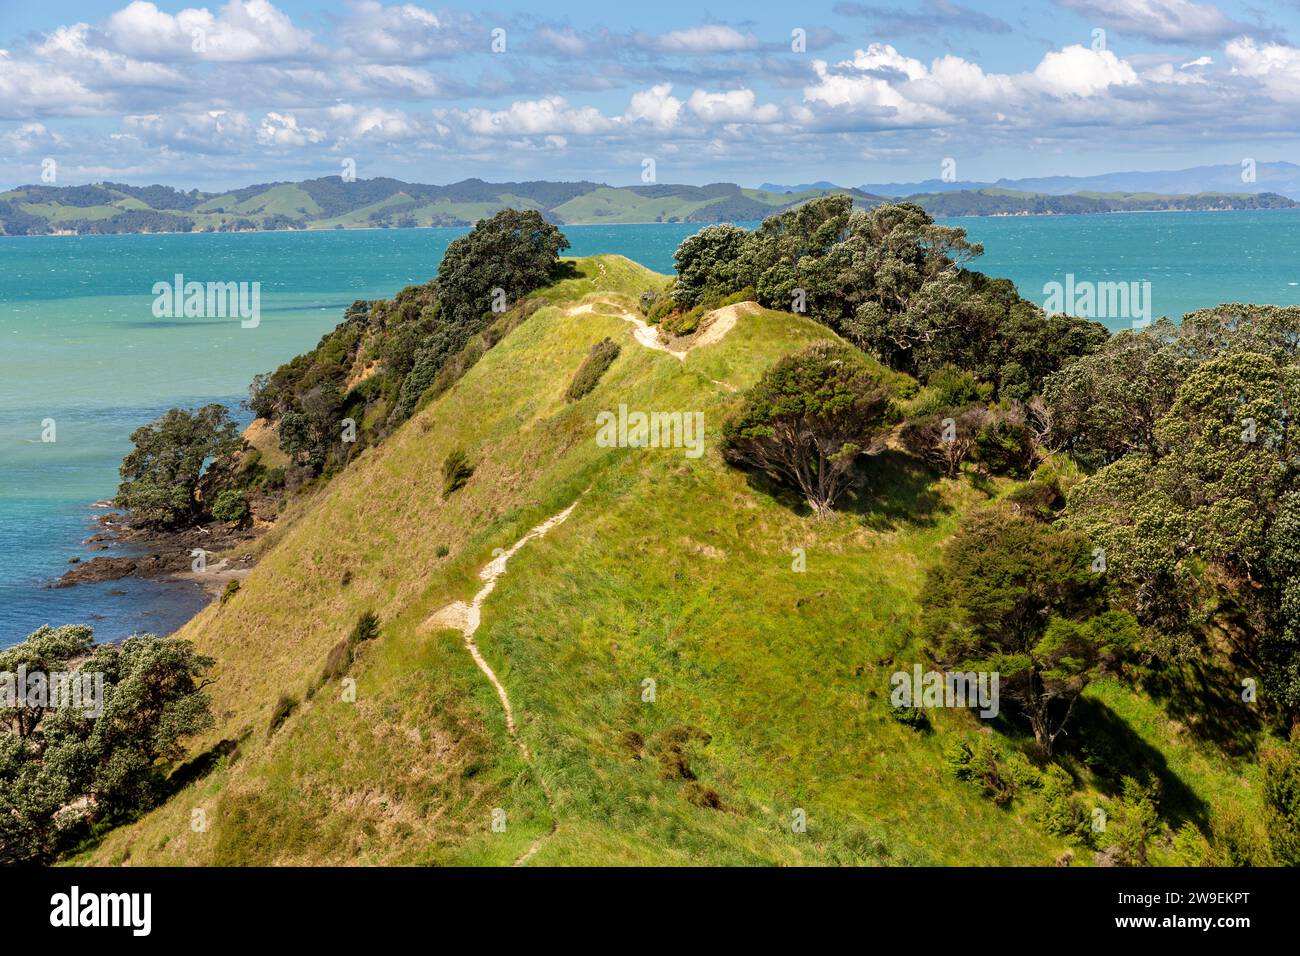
left=721, top=343, right=895, bottom=516
left=922, top=506, right=1136, bottom=754
left=115, top=404, right=242, bottom=528
left=1042, top=318, right=1190, bottom=466
left=672, top=224, right=752, bottom=308
left=435, top=208, right=568, bottom=330
left=900, top=406, right=984, bottom=478
left=0, top=627, right=214, bottom=863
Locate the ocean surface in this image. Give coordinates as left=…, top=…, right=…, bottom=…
left=3, top=210, right=1300, bottom=646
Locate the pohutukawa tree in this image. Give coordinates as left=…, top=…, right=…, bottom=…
left=115, top=404, right=242, bottom=529
left=721, top=342, right=895, bottom=517
left=921, top=506, right=1137, bottom=755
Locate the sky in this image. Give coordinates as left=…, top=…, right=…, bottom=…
left=2, top=0, right=1299, bottom=191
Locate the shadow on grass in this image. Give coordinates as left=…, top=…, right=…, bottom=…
left=1137, top=653, right=1265, bottom=760
left=550, top=260, right=582, bottom=283
left=736, top=449, right=946, bottom=527
left=1059, top=696, right=1210, bottom=832
left=165, top=736, right=242, bottom=796
left=843, top=449, right=947, bottom=530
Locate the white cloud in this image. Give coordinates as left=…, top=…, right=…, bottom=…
left=257, top=111, right=324, bottom=146
left=104, top=0, right=317, bottom=62
left=1031, top=45, right=1139, bottom=97
left=123, top=110, right=253, bottom=151
left=1225, top=37, right=1300, bottom=103
left=336, top=1, right=466, bottom=62
left=647, top=25, right=758, bottom=53
left=457, top=96, right=615, bottom=136
left=624, top=83, right=683, bottom=130
left=0, top=122, right=65, bottom=154
left=36, top=22, right=183, bottom=87
left=686, top=89, right=780, bottom=123
left=1057, top=0, right=1253, bottom=46
left=0, top=50, right=107, bottom=118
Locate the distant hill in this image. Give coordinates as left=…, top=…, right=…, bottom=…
left=757, top=180, right=841, bottom=193
left=0, top=176, right=1293, bottom=235
left=859, top=161, right=1300, bottom=200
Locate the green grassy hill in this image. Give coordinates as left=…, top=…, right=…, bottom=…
left=6, top=177, right=1291, bottom=235
left=75, top=255, right=1257, bottom=865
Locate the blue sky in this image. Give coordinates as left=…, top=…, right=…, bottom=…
left=2, top=0, right=1299, bottom=190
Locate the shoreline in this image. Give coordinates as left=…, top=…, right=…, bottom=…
left=3, top=204, right=1297, bottom=239
left=51, top=506, right=259, bottom=604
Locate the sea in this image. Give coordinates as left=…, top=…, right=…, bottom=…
left=3, top=209, right=1299, bottom=646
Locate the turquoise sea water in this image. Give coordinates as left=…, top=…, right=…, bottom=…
left=2, top=210, right=1299, bottom=646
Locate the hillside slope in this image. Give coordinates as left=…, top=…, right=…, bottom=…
left=4, top=177, right=1292, bottom=235
left=78, top=255, right=1255, bottom=866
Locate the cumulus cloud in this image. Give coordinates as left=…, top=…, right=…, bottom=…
left=104, top=0, right=318, bottom=62
left=1225, top=37, right=1300, bottom=103
left=686, top=89, right=780, bottom=123
left=0, top=50, right=108, bottom=119
left=625, top=83, right=684, bottom=130
left=256, top=111, right=324, bottom=146
left=454, top=96, right=616, bottom=136
left=336, top=1, right=472, bottom=62
left=123, top=110, right=253, bottom=152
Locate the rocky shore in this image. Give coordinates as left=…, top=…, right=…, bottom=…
left=50, top=510, right=260, bottom=598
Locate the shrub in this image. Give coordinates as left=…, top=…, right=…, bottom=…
left=267, top=693, right=298, bottom=737
left=1262, top=727, right=1300, bottom=865
left=722, top=343, right=895, bottom=517
left=565, top=337, right=621, bottom=402
left=646, top=293, right=676, bottom=326
left=911, top=365, right=992, bottom=416
left=1035, top=764, right=1091, bottom=842
left=974, top=413, right=1039, bottom=478
left=943, top=735, right=1015, bottom=805
left=719, top=286, right=757, bottom=306
left=435, top=544, right=450, bottom=558
left=1006, top=476, right=1065, bottom=521
left=350, top=611, right=380, bottom=644
left=1206, top=805, right=1274, bottom=866
left=683, top=781, right=724, bottom=810
left=211, top=488, right=249, bottom=524
left=660, top=303, right=704, bottom=337
left=900, top=407, right=985, bottom=478
left=322, top=639, right=352, bottom=682
left=441, top=450, right=474, bottom=498
left=889, top=704, right=929, bottom=731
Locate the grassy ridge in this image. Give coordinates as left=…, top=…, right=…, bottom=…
left=77, top=255, right=1256, bottom=865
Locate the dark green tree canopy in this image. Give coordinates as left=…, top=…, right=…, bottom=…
left=722, top=342, right=895, bottom=516
left=115, top=404, right=242, bottom=528
left=922, top=506, right=1136, bottom=754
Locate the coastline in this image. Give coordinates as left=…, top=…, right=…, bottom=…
left=4, top=203, right=1298, bottom=239
left=50, top=505, right=259, bottom=619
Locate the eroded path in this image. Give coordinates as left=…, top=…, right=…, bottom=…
left=422, top=498, right=581, bottom=864
left=566, top=298, right=757, bottom=362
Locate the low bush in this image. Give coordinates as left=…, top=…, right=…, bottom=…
left=441, top=450, right=474, bottom=498
left=565, top=337, right=621, bottom=402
